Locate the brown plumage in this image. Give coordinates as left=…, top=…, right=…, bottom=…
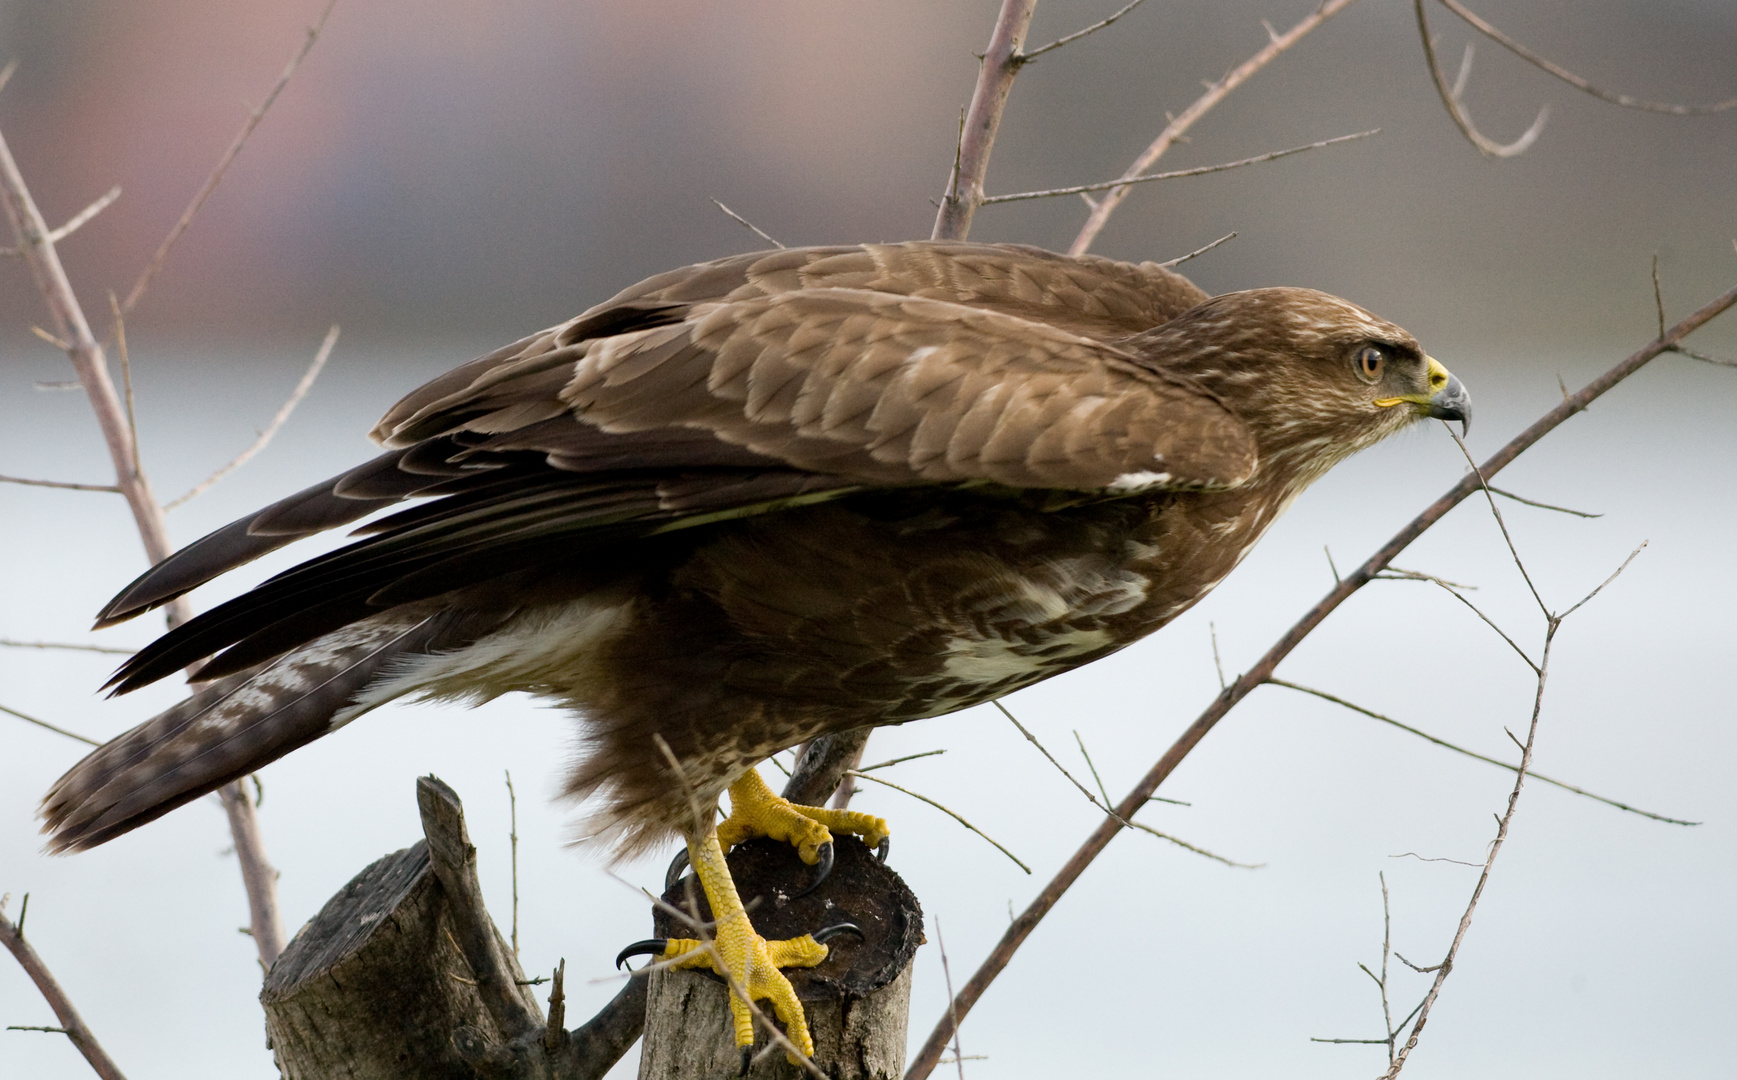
left=40, top=241, right=1467, bottom=857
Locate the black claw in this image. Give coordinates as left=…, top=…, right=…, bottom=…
left=875, top=836, right=890, bottom=862
left=664, top=848, right=690, bottom=890
left=740, top=1046, right=753, bottom=1076
left=615, top=939, right=668, bottom=971
left=792, top=841, right=834, bottom=898
left=811, top=921, right=864, bottom=946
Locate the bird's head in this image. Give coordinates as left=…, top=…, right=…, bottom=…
left=1132, top=286, right=1470, bottom=480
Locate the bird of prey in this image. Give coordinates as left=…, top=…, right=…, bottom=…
left=41, top=241, right=1468, bottom=1064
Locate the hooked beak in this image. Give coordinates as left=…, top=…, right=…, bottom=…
left=1376, top=356, right=1471, bottom=436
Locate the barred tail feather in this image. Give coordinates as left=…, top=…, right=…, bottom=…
left=40, top=612, right=453, bottom=853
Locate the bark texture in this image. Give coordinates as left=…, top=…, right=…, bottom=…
left=261, top=777, right=646, bottom=1080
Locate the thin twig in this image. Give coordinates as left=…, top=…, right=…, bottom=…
left=1, top=702, right=100, bottom=746
left=1021, top=0, right=1150, bottom=61
left=1557, top=541, right=1646, bottom=622
left=165, top=324, right=338, bottom=509
left=0, top=186, right=120, bottom=256
left=1432, top=0, right=1737, bottom=115
left=108, top=294, right=140, bottom=478
left=985, top=130, right=1375, bottom=204
left=0, top=639, right=134, bottom=655
left=1072, top=729, right=1259, bottom=867
left=1382, top=630, right=1553, bottom=1077
left=1485, top=485, right=1602, bottom=518
left=1375, top=566, right=1477, bottom=590
left=1653, top=255, right=1667, bottom=341
left=1068, top=0, right=1363, bottom=255
left=118, top=0, right=339, bottom=319
left=1670, top=344, right=1737, bottom=368
left=0, top=896, right=130, bottom=1080
left=931, top=0, right=1039, bottom=241
left=1209, top=622, right=1226, bottom=689
left=936, top=919, right=967, bottom=1080
left=1157, top=230, right=1236, bottom=268
left=505, top=770, right=520, bottom=958
left=709, top=199, right=784, bottom=249
left=0, top=474, right=120, bottom=493
left=1416, top=0, right=1548, bottom=158
left=1267, top=678, right=1696, bottom=825
left=905, top=277, right=1737, bottom=1080
left=1427, top=577, right=1539, bottom=672
left=1447, top=426, right=1548, bottom=618
left=858, top=749, right=948, bottom=773
left=845, top=770, right=1029, bottom=874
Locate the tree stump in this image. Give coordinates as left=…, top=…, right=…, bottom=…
left=261, top=777, right=645, bottom=1080
left=638, top=835, right=924, bottom=1080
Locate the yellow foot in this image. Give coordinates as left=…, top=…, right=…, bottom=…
left=716, top=767, right=890, bottom=867
left=618, top=830, right=864, bottom=1067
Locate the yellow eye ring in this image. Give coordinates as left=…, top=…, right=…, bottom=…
left=1353, top=344, right=1386, bottom=383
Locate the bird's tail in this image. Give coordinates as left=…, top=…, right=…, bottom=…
left=41, top=611, right=457, bottom=853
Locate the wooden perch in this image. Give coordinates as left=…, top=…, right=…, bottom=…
left=261, top=776, right=645, bottom=1079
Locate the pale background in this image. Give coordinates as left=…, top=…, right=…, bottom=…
left=2, top=1, right=1735, bottom=1077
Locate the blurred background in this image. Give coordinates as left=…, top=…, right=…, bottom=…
left=2, top=1, right=1734, bottom=1077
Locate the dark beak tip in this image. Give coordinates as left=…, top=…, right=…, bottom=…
left=1427, top=375, right=1471, bottom=437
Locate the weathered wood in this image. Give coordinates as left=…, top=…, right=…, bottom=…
left=639, top=835, right=923, bottom=1079
left=262, top=777, right=647, bottom=1080
left=261, top=839, right=520, bottom=1079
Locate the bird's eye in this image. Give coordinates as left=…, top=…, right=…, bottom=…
left=1353, top=345, right=1386, bottom=383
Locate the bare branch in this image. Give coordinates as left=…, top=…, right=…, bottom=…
left=709, top=198, right=784, bottom=249
left=118, top=0, right=339, bottom=319
left=2, top=120, right=293, bottom=966
left=1416, top=0, right=1548, bottom=159
left=844, top=770, right=1030, bottom=874
left=1381, top=629, right=1555, bottom=1077
left=0, top=896, right=131, bottom=1080
left=983, top=130, right=1375, bottom=205
left=165, top=325, right=338, bottom=509
left=935, top=919, right=967, bottom=1080
left=858, top=749, right=947, bottom=773
left=1557, top=541, right=1646, bottom=622
left=1671, top=344, right=1737, bottom=368
left=505, top=770, right=520, bottom=958
left=905, top=277, right=1737, bottom=1080
left=0, top=639, right=134, bottom=655
left=1072, top=730, right=1260, bottom=868
left=108, top=294, right=140, bottom=479
left=1653, top=254, right=1668, bottom=340
left=1486, top=485, right=1602, bottom=519
left=1375, top=565, right=1477, bottom=589
left=1022, top=0, right=1150, bottom=62
left=0, top=186, right=120, bottom=256
left=1427, top=576, right=1539, bottom=672
left=1068, top=0, right=1363, bottom=255
left=1158, top=230, right=1236, bottom=269
left=1433, top=0, right=1737, bottom=115
left=930, top=0, right=1038, bottom=241
left=0, top=702, right=101, bottom=746
left=1267, top=678, right=1697, bottom=825
left=0, top=474, right=119, bottom=493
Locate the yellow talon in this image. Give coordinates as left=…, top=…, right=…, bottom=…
left=716, top=768, right=890, bottom=863
left=664, top=829, right=829, bottom=1062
